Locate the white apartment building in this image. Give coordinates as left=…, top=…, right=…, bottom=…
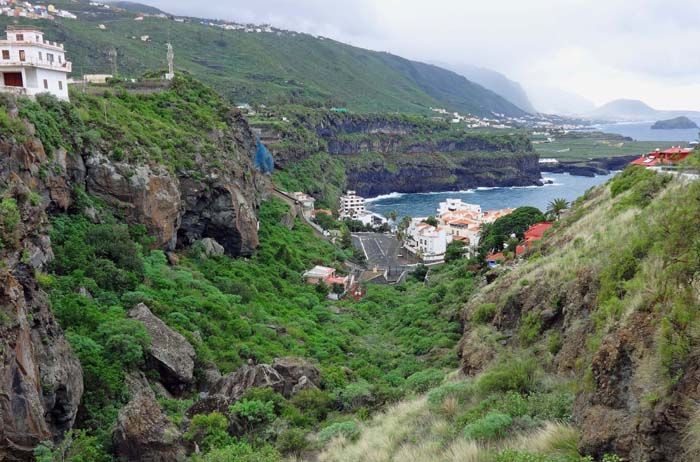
left=405, top=219, right=448, bottom=263
left=437, top=198, right=481, bottom=216
left=339, top=190, right=366, bottom=219
left=0, top=26, right=72, bottom=101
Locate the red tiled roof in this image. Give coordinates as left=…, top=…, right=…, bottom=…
left=524, top=222, right=553, bottom=242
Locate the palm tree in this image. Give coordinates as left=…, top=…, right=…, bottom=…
left=385, top=210, right=398, bottom=222
left=546, top=198, right=569, bottom=220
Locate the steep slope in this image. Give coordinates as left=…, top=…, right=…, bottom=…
left=448, top=64, right=536, bottom=113
left=0, top=1, right=526, bottom=117
left=459, top=167, right=700, bottom=461
left=314, top=166, right=700, bottom=462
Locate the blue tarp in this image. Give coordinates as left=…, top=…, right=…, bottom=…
left=254, top=137, right=274, bottom=173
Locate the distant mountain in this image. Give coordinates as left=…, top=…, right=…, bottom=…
left=526, top=85, right=596, bottom=116
left=590, top=99, right=659, bottom=121
left=108, top=1, right=165, bottom=14
left=27, top=0, right=526, bottom=117
left=651, top=116, right=698, bottom=130
left=443, top=64, right=535, bottom=113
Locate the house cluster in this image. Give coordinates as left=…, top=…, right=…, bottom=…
left=0, top=1, right=76, bottom=19
left=338, top=190, right=387, bottom=228
left=0, top=26, right=71, bottom=100
left=302, top=265, right=353, bottom=300
left=630, top=146, right=695, bottom=167
left=403, top=198, right=515, bottom=263
left=486, top=221, right=554, bottom=266
left=196, top=19, right=274, bottom=34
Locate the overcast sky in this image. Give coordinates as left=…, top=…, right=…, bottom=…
left=143, top=0, right=700, bottom=110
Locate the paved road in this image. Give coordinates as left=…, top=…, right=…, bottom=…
left=352, top=232, right=417, bottom=269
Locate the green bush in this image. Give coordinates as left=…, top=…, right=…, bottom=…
left=0, top=197, right=21, bottom=250
left=427, top=380, right=472, bottom=406
left=463, top=411, right=512, bottom=440
left=229, top=399, right=277, bottom=431
left=184, top=412, right=233, bottom=453
left=472, top=303, right=497, bottom=324
left=317, top=421, right=361, bottom=445
left=404, top=369, right=445, bottom=394
left=477, top=356, right=539, bottom=395
left=518, top=312, right=543, bottom=344
left=194, top=442, right=281, bottom=462
left=276, top=428, right=309, bottom=457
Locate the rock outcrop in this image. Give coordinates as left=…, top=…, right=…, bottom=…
left=128, top=303, right=196, bottom=391
left=272, top=357, right=321, bottom=397
left=113, top=381, right=187, bottom=462
left=214, top=364, right=286, bottom=400
left=0, top=154, right=83, bottom=460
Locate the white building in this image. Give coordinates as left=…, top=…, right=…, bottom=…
left=404, top=219, right=448, bottom=263
left=0, top=26, right=71, bottom=100
left=437, top=198, right=481, bottom=216
left=339, top=190, right=366, bottom=219
left=292, top=191, right=316, bottom=210
left=355, top=211, right=388, bottom=228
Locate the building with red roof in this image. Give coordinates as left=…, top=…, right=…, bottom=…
left=487, top=222, right=553, bottom=266
left=630, top=147, right=694, bottom=167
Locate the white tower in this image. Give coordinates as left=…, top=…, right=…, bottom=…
left=165, top=42, right=174, bottom=80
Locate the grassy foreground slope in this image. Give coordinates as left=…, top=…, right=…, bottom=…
left=317, top=167, right=700, bottom=462
left=0, top=1, right=525, bottom=116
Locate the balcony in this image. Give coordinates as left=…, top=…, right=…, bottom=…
left=0, top=59, right=72, bottom=73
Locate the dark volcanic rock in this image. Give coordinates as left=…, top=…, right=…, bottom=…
left=213, top=364, right=286, bottom=400
left=128, top=303, right=196, bottom=390
left=272, top=357, right=321, bottom=397
left=113, top=386, right=187, bottom=462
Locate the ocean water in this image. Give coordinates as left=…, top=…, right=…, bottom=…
left=595, top=120, right=700, bottom=142
left=365, top=172, right=616, bottom=218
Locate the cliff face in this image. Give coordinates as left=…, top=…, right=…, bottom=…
left=269, top=111, right=541, bottom=196
left=344, top=152, right=541, bottom=197
left=458, top=171, right=700, bottom=461
left=0, top=140, right=83, bottom=461
left=0, top=87, right=269, bottom=459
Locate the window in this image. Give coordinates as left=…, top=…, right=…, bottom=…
left=16, top=34, right=23, bottom=41
left=58, top=55, right=62, bottom=63
left=38, top=52, right=42, bottom=61
left=1, top=50, right=8, bottom=60
left=58, top=81, right=63, bottom=90
left=46, top=53, right=54, bottom=63
left=19, top=50, right=25, bottom=62
left=43, top=79, right=48, bottom=89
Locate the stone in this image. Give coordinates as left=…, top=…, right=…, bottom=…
left=272, top=357, right=321, bottom=397
left=113, top=386, right=187, bottom=462
left=213, top=364, right=285, bottom=400
left=128, top=303, right=196, bottom=390
left=199, top=238, right=225, bottom=258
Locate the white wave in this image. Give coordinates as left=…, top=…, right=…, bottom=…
left=365, top=192, right=405, bottom=202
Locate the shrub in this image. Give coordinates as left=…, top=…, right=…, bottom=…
left=0, top=197, right=21, bottom=250
left=519, top=312, right=543, bottom=344
left=229, top=399, right=276, bottom=431
left=196, top=442, right=281, bottom=462
left=427, top=380, right=472, bottom=406
left=472, top=303, right=497, bottom=324
left=289, top=388, right=332, bottom=423
left=477, top=356, right=539, bottom=395
left=404, top=369, right=445, bottom=394
left=276, top=428, right=309, bottom=457
left=184, top=412, right=233, bottom=452
left=463, top=411, right=512, bottom=440
left=335, top=381, right=373, bottom=411
left=317, top=421, right=361, bottom=445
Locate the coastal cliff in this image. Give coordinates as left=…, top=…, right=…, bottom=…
left=267, top=111, right=541, bottom=201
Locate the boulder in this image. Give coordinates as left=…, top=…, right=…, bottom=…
left=113, top=387, right=187, bottom=462
left=0, top=265, right=83, bottom=461
left=128, top=303, right=195, bottom=390
left=272, top=357, right=321, bottom=397
left=199, top=238, right=225, bottom=258
left=213, top=364, right=285, bottom=400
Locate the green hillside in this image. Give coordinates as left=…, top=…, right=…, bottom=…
left=0, top=1, right=526, bottom=116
